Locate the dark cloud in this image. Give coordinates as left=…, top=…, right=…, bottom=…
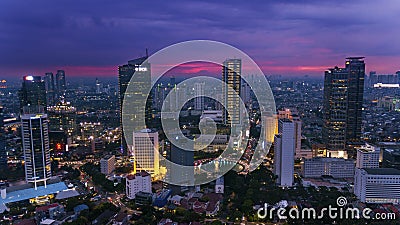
left=0, top=0, right=399, bottom=77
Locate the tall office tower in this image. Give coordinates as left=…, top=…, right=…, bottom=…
left=0, top=105, right=6, bottom=171
left=132, top=129, right=159, bottom=178
left=95, top=78, right=102, bottom=94
left=44, top=72, right=55, bottom=105
left=166, top=140, right=194, bottom=194
left=240, top=81, right=251, bottom=104
left=273, top=119, right=295, bottom=187
left=55, top=70, right=66, bottom=95
left=222, top=59, right=241, bottom=126
left=277, top=108, right=302, bottom=158
left=118, top=56, right=151, bottom=154
left=323, top=57, right=365, bottom=158
left=194, top=82, right=204, bottom=110
left=19, top=76, right=47, bottom=113
left=356, top=144, right=380, bottom=169
left=21, top=107, right=51, bottom=189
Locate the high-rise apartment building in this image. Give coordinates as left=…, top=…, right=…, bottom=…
left=274, top=119, right=295, bottom=187
left=222, top=59, right=241, bottom=125
left=278, top=108, right=302, bottom=158
left=323, top=57, right=365, bottom=157
left=21, top=108, right=51, bottom=189
left=126, top=171, right=152, bottom=199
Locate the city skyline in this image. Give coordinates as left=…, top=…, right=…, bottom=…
left=1, top=1, right=400, bottom=224
left=1, top=1, right=400, bottom=78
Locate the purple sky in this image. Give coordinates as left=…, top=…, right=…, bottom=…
left=0, top=0, right=399, bottom=78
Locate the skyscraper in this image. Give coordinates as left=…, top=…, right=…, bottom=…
left=19, top=76, right=47, bottom=113
left=44, top=72, right=55, bottom=105
left=274, top=119, right=295, bottom=187
left=55, top=70, right=66, bottom=96
left=166, top=140, right=194, bottom=194
left=194, top=82, right=204, bottom=110
left=0, top=105, right=6, bottom=171
left=222, top=59, right=241, bottom=125
left=240, top=81, right=251, bottom=104
left=21, top=107, right=51, bottom=189
left=118, top=56, right=151, bottom=154
left=323, top=57, right=365, bottom=157
left=278, top=108, right=302, bottom=158
left=132, top=129, right=159, bottom=177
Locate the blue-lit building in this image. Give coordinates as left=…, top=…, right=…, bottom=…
left=0, top=181, right=67, bottom=211
left=153, top=189, right=171, bottom=208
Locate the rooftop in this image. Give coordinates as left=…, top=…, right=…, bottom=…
left=35, top=203, right=60, bottom=212
left=364, top=168, right=400, bottom=175
left=102, top=155, right=114, bottom=160
left=357, top=144, right=380, bottom=153
left=304, top=157, right=355, bottom=162
left=0, top=182, right=67, bottom=205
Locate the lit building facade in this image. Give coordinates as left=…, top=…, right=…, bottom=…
left=132, top=129, right=159, bottom=177
left=21, top=111, right=51, bottom=189
left=47, top=100, right=76, bottom=136
left=222, top=59, right=241, bottom=125
left=301, top=157, right=355, bottom=178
